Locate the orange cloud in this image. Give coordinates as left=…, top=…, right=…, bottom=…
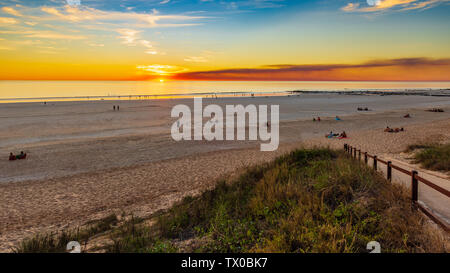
left=1, top=7, right=23, bottom=17
left=170, top=58, right=450, bottom=81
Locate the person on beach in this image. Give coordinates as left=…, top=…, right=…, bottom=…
left=313, top=118, right=316, bottom=122
left=340, top=131, right=347, bottom=138
left=318, top=117, right=321, bottom=122
left=16, top=151, right=26, bottom=159
left=117, top=105, right=120, bottom=111
left=335, top=116, right=341, bottom=121
left=113, top=105, right=116, bottom=111
left=404, top=113, right=410, bottom=118
left=9, top=153, right=16, bottom=161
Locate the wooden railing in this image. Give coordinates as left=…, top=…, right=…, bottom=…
left=344, top=144, right=450, bottom=232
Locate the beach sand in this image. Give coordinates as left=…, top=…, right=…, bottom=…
left=1, top=95, right=450, bottom=251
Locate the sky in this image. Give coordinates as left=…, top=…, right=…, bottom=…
left=0, top=0, right=449, bottom=81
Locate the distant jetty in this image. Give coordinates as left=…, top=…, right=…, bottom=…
left=290, top=89, right=450, bottom=97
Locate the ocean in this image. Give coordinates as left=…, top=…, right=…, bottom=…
left=0, top=80, right=449, bottom=103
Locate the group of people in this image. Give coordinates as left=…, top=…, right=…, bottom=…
left=312, top=117, right=321, bottom=122
left=427, top=108, right=444, bottom=113
left=384, top=127, right=404, bottom=133
left=357, top=107, right=370, bottom=111
left=9, top=151, right=27, bottom=161
left=326, top=131, right=347, bottom=139
left=113, top=105, right=120, bottom=111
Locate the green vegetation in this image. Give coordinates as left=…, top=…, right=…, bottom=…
left=14, top=214, right=118, bottom=253
left=408, top=143, right=450, bottom=172
left=16, top=148, right=446, bottom=253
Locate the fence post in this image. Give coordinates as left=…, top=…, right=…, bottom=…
left=353, top=148, right=356, bottom=158
left=373, top=156, right=377, bottom=170
left=350, top=146, right=353, bottom=155
left=364, top=152, right=368, bottom=164
left=387, top=161, right=392, bottom=181
left=344, top=144, right=347, bottom=152
left=358, top=150, right=361, bottom=161
left=411, top=170, right=418, bottom=208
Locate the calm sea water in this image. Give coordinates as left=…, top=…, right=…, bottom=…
left=0, top=81, right=449, bottom=102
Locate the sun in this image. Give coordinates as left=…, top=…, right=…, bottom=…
left=159, top=79, right=165, bottom=83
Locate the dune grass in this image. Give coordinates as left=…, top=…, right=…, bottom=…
left=108, top=149, right=445, bottom=253
left=409, top=143, right=450, bottom=172
left=14, top=214, right=118, bottom=253
left=15, top=148, right=446, bottom=253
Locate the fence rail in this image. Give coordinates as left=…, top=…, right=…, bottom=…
left=344, top=144, right=450, bottom=232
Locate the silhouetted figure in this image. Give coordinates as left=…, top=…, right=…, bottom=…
left=9, top=153, right=16, bottom=161
left=113, top=105, right=116, bottom=111
left=17, top=151, right=26, bottom=159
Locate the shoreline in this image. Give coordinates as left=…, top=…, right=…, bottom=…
left=1, top=87, right=450, bottom=104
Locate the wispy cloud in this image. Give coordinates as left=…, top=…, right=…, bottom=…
left=184, top=56, right=209, bottom=63
left=0, top=17, right=17, bottom=24
left=0, top=30, right=87, bottom=39
left=36, top=5, right=206, bottom=28
left=116, top=28, right=160, bottom=55
left=1, top=6, right=23, bottom=17
left=137, top=64, right=188, bottom=75
left=341, top=0, right=450, bottom=12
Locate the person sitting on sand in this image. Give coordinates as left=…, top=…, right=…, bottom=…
left=9, top=152, right=16, bottom=161
left=340, top=131, right=347, bottom=138
left=404, top=114, right=410, bottom=118
left=16, top=151, right=26, bottom=160
left=326, top=131, right=333, bottom=138
left=384, top=126, right=391, bottom=132
left=335, top=116, right=341, bottom=121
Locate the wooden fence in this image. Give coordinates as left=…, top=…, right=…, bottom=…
left=344, top=144, right=450, bottom=232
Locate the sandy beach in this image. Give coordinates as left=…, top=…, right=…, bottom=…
left=1, top=94, right=450, bottom=251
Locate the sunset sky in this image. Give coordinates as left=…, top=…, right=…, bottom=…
left=0, top=0, right=449, bottom=81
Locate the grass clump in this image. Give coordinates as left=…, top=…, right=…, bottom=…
left=410, top=143, right=450, bottom=172
left=14, top=214, right=118, bottom=253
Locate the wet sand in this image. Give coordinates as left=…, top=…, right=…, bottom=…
left=1, top=95, right=450, bottom=251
